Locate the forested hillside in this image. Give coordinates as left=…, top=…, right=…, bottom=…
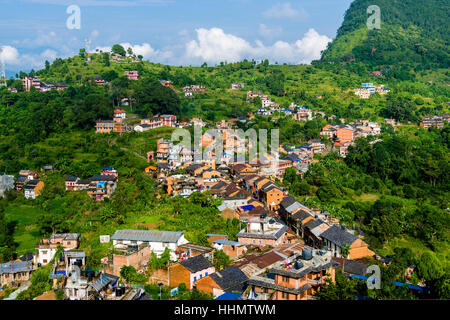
left=321, top=0, right=450, bottom=73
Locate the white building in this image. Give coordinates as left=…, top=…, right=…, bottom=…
left=134, top=124, right=152, bottom=132
left=111, top=230, right=189, bottom=260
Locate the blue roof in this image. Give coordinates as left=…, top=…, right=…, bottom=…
left=240, top=205, right=255, bottom=212
left=207, top=234, right=228, bottom=237
left=348, top=275, right=429, bottom=292
left=213, top=239, right=245, bottom=246
left=214, top=292, right=242, bottom=300
left=298, top=146, right=313, bottom=149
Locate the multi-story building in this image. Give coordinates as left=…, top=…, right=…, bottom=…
left=140, top=116, right=162, bottom=129
left=95, top=120, right=115, bottom=133
left=292, top=107, right=313, bottom=122
left=22, top=76, right=41, bottom=92
left=420, top=116, right=444, bottom=129
left=247, top=247, right=338, bottom=300
left=113, top=108, right=126, bottom=119
left=35, top=233, right=81, bottom=265
left=157, top=138, right=171, bottom=162
left=169, top=254, right=215, bottom=290
left=237, top=217, right=289, bottom=247
left=88, top=175, right=118, bottom=201
left=24, top=180, right=44, bottom=199
left=160, top=114, right=177, bottom=127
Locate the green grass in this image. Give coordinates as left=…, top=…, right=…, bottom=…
left=4, top=204, right=45, bottom=255
left=379, top=235, right=450, bottom=262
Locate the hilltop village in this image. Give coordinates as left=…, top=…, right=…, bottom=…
left=1, top=77, right=444, bottom=301
left=0, top=40, right=448, bottom=301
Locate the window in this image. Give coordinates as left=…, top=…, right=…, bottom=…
left=194, top=276, right=197, bottom=281
left=200, top=274, right=203, bottom=279
left=43, top=259, right=47, bottom=263
left=282, top=292, right=289, bottom=299
left=282, top=276, right=289, bottom=282
left=205, top=272, right=208, bottom=276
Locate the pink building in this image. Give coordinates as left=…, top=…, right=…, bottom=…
left=23, top=76, right=41, bottom=92
left=124, top=71, right=139, bottom=80
left=160, top=115, right=177, bottom=127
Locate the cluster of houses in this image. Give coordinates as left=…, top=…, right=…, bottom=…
left=247, top=91, right=279, bottom=110
left=321, top=120, right=382, bottom=157
left=13, top=170, right=45, bottom=199
left=420, top=113, right=449, bottom=129
left=134, top=115, right=177, bottom=132
left=0, top=150, right=398, bottom=301
left=95, top=108, right=129, bottom=134
left=353, top=83, right=391, bottom=99
left=183, top=85, right=205, bottom=97
left=65, top=168, right=118, bottom=201
left=22, top=76, right=68, bottom=92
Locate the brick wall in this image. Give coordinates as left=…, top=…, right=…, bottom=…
left=169, top=263, right=190, bottom=289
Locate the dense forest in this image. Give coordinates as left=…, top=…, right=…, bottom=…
left=321, top=0, right=450, bottom=71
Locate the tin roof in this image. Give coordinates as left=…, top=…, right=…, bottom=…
left=0, top=261, right=33, bottom=274
left=111, top=229, right=184, bottom=243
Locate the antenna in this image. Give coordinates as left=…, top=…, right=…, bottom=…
left=0, top=46, right=6, bottom=87
left=85, top=38, right=92, bottom=62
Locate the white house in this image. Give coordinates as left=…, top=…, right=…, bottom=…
left=134, top=124, right=152, bottom=132
left=111, top=230, right=189, bottom=260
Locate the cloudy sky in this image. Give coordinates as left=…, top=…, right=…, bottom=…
left=0, top=0, right=353, bottom=75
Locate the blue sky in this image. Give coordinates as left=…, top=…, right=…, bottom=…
left=0, top=0, right=354, bottom=75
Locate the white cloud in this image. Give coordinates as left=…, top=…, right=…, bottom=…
left=41, top=49, right=58, bottom=61
left=94, top=42, right=173, bottom=61
left=186, top=28, right=252, bottom=63
left=184, top=27, right=331, bottom=65
left=262, top=2, right=307, bottom=20
left=0, top=46, right=20, bottom=64
left=259, top=24, right=283, bottom=38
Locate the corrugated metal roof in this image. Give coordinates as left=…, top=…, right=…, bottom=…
left=213, top=239, right=246, bottom=246
left=111, top=229, right=184, bottom=243
left=0, top=261, right=33, bottom=274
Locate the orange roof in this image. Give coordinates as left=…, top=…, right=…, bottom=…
left=145, top=166, right=157, bottom=172
left=114, top=109, right=126, bottom=114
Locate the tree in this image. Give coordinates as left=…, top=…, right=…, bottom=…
left=213, top=250, right=230, bottom=270
left=112, top=44, right=126, bottom=56
left=416, top=252, right=444, bottom=283
left=127, top=47, right=133, bottom=56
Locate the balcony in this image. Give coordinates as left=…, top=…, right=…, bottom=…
left=307, top=278, right=324, bottom=286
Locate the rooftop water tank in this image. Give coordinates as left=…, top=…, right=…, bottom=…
left=302, top=247, right=313, bottom=260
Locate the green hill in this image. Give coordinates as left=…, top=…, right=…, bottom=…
left=321, top=0, right=450, bottom=71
